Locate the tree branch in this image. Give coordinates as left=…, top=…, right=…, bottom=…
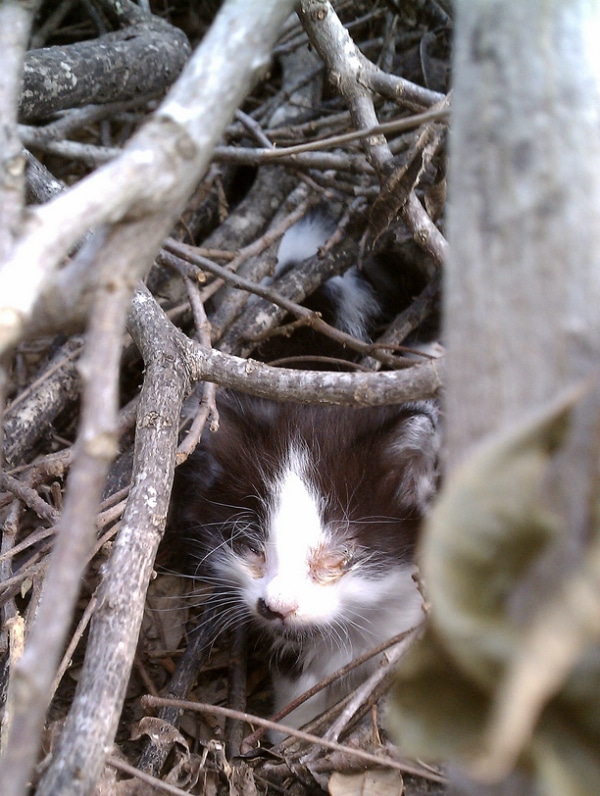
left=19, top=19, right=190, bottom=122
left=0, top=238, right=130, bottom=796
left=0, top=0, right=295, bottom=356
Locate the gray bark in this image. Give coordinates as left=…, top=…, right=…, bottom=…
left=19, top=20, right=190, bottom=122
left=445, top=0, right=600, bottom=465
left=440, top=0, right=600, bottom=791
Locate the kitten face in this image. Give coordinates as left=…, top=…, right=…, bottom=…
left=206, top=447, right=414, bottom=642
left=173, top=395, right=438, bottom=653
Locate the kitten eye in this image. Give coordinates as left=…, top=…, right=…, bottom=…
left=341, top=546, right=354, bottom=569
left=238, top=541, right=266, bottom=579
left=236, top=539, right=265, bottom=562
left=228, top=527, right=263, bottom=558
left=308, top=544, right=355, bottom=584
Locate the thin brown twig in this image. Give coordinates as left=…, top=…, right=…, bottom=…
left=255, top=106, right=449, bottom=160
left=168, top=242, right=411, bottom=368
left=142, top=694, right=442, bottom=780
left=0, top=473, right=60, bottom=525
left=51, top=594, right=98, bottom=698
left=176, top=275, right=219, bottom=461
left=106, top=755, right=193, bottom=796
left=242, top=626, right=421, bottom=750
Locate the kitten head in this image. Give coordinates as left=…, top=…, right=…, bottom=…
left=172, top=394, right=439, bottom=643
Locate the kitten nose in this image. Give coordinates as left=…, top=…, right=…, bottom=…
left=257, top=597, right=296, bottom=621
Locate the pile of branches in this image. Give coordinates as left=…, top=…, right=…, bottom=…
left=0, top=1, right=450, bottom=794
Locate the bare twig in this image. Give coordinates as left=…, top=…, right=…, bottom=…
left=0, top=0, right=41, bottom=262
left=136, top=284, right=444, bottom=405
left=0, top=473, right=59, bottom=525
left=34, top=280, right=190, bottom=795
left=143, top=694, right=423, bottom=776
left=167, top=240, right=413, bottom=368
left=298, top=0, right=449, bottom=269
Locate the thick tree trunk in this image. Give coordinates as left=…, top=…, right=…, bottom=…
left=445, top=0, right=600, bottom=466
left=429, top=0, right=600, bottom=796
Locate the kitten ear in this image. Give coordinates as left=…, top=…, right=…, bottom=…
left=384, top=403, right=440, bottom=513
left=217, top=391, right=278, bottom=432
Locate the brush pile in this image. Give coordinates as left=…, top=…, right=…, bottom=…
left=0, top=1, right=450, bottom=793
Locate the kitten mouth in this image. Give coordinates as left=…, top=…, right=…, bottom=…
left=261, top=618, right=321, bottom=643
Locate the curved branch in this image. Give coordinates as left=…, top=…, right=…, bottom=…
left=132, top=285, right=444, bottom=405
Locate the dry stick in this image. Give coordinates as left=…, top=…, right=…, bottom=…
left=0, top=523, right=123, bottom=617
left=30, top=0, right=78, bottom=49
left=18, top=96, right=156, bottom=146
left=298, top=0, right=397, bottom=180
left=243, top=627, right=420, bottom=751
left=0, top=246, right=130, bottom=796
left=0, top=0, right=296, bottom=356
left=0, top=0, right=40, bottom=263
left=24, top=150, right=66, bottom=204
left=34, top=285, right=191, bottom=796
left=214, top=144, right=373, bottom=173
left=0, top=560, right=45, bottom=604
left=3, top=337, right=82, bottom=466
left=5, top=337, right=82, bottom=415
left=0, top=473, right=59, bottom=525
left=225, top=623, right=249, bottom=759
left=143, top=695, right=435, bottom=779
left=136, top=283, right=444, bottom=406
left=321, top=635, right=418, bottom=746
left=254, top=106, right=449, bottom=160
left=27, top=137, right=375, bottom=174
left=20, top=18, right=187, bottom=123
left=176, top=276, right=218, bottom=461
left=267, top=109, right=351, bottom=142
left=50, top=595, right=98, bottom=699
left=235, top=108, right=273, bottom=148
left=107, top=755, right=192, bottom=796
left=298, top=0, right=449, bottom=268
left=0, top=478, right=128, bottom=571
left=0, top=501, right=22, bottom=645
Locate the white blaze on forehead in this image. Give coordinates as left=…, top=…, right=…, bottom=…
left=266, top=450, right=324, bottom=583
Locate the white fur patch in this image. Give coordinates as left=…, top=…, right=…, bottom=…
left=323, top=268, right=380, bottom=340
left=263, top=451, right=325, bottom=618
left=275, top=214, right=332, bottom=275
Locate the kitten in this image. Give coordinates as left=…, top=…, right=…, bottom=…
left=172, top=213, right=439, bottom=735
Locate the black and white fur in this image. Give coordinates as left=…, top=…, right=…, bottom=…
left=273, top=214, right=381, bottom=342
left=172, top=215, right=439, bottom=735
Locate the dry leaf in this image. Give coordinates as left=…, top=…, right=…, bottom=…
left=131, top=716, right=189, bottom=753
left=328, top=769, right=404, bottom=796
left=227, top=762, right=258, bottom=796
left=390, top=385, right=600, bottom=795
